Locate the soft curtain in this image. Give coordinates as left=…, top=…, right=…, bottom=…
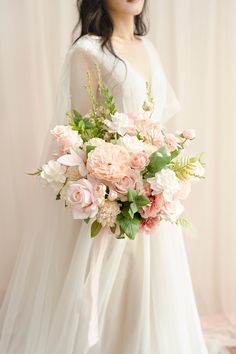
left=0, top=0, right=235, bottom=349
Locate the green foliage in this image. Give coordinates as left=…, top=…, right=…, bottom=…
left=144, top=147, right=171, bottom=178
left=170, top=155, right=205, bottom=181
left=117, top=213, right=140, bottom=240
left=176, top=218, right=192, bottom=228
left=26, top=168, right=42, bottom=176
left=142, top=81, right=155, bottom=113
left=91, top=220, right=102, bottom=238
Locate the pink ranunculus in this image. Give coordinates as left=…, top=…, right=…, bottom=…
left=51, top=125, right=83, bottom=154
left=161, top=200, right=184, bottom=222
left=65, top=179, right=98, bottom=219
left=174, top=181, right=191, bottom=200
left=94, top=183, right=107, bottom=205
left=113, top=171, right=138, bottom=195
left=182, top=129, right=196, bottom=140
left=140, top=216, right=160, bottom=232
left=165, top=133, right=179, bottom=153
left=87, top=143, right=130, bottom=182
left=130, top=151, right=150, bottom=170
left=140, top=193, right=164, bottom=219
left=108, top=189, right=118, bottom=201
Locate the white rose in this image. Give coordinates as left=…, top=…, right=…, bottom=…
left=118, top=135, right=145, bottom=153
left=147, top=168, right=180, bottom=201
left=41, top=160, right=66, bottom=184
left=104, top=112, right=134, bottom=136
left=162, top=200, right=184, bottom=222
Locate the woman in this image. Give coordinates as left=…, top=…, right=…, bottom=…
left=0, top=1, right=211, bottom=353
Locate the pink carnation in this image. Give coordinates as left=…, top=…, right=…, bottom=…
left=87, top=143, right=130, bottom=182
left=51, top=125, right=83, bottom=154
left=130, top=151, right=149, bottom=170
left=140, top=216, right=160, bottom=232
left=140, top=194, right=164, bottom=219
left=182, top=129, right=196, bottom=140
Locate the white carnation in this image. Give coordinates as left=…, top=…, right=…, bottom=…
left=147, top=168, right=179, bottom=201
left=40, top=160, right=66, bottom=184
left=118, top=135, right=144, bottom=153
left=104, top=112, right=134, bottom=136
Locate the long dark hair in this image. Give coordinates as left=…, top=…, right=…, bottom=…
left=72, top=0, right=149, bottom=59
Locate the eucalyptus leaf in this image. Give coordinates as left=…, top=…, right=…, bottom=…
left=91, top=220, right=102, bottom=238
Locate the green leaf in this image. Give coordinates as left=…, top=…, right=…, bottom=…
left=91, top=220, right=102, bottom=238
left=73, top=109, right=83, bottom=120
left=130, top=202, right=138, bottom=216
left=117, top=214, right=140, bottom=240
left=146, top=147, right=171, bottom=177
left=135, top=195, right=149, bottom=207
left=127, top=188, right=138, bottom=202
left=110, top=225, right=116, bottom=234
left=86, top=145, right=96, bottom=154
left=121, top=202, right=133, bottom=220
left=170, top=149, right=181, bottom=160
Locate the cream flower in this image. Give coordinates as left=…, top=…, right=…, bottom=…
left=97, top=201, right=120, bottom=227
left=41, top=160, right=66, bottom=184
left=57, top=148, right=87, bottom=177
left=147, top=168, right=180, bottom=202
left=104, top=112, right=134, bottom=136
left=118, top=135, right=145, bottom=153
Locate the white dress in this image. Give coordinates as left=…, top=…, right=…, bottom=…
left=0, top=34, right=211, bottom=354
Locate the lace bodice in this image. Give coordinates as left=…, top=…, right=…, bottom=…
left=54, top=34, right=181, bottom=126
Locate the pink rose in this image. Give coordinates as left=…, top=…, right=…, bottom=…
left=140, top=194, right=164, bottom=219
left=161, top=200, right=184, bottom=222
left=130, top=151, right=149, bottom=170
left=182, top=129, right=196, bottom=140
left=66, top=179, right=98, bottom=219
left=87, top=143, right=130, bottom=182
left=113, top=172, right=138, bottom=195
left=165, top=133, right=179, bottom=153
left=174, top=181, right=191, bottom=200
left=51, top=125, right=83, bottom=154
left=140, top=216, right=160, bottom=232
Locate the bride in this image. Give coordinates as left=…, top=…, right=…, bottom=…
left=0, top=0, right=212, bottom=353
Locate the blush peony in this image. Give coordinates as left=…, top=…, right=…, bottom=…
left=87, top=143, right=130, bottom=182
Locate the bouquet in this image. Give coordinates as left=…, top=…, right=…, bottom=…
left=29, top=68, right=205, bottom=240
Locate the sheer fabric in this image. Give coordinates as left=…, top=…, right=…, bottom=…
left=0, top=34, right=216, bottom=354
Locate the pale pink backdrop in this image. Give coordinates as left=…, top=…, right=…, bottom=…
left=0, top=0, right=235, bottom=347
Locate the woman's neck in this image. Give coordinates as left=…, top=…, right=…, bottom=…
left=109, top=12, right=136, bottom=42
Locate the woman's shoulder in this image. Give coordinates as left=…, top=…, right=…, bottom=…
left=71, top=34, right=102, bottom=55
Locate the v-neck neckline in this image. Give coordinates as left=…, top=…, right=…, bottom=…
left=118, top=36, right=152, bottom=86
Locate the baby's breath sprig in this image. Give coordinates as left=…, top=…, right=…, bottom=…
left=142, top=81, right=155, bottom=114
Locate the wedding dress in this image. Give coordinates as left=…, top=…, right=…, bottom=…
left=0, top=34, right=217, bottom=354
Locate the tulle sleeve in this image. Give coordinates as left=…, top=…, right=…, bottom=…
left=161, top=77, right=181, bottom=124
left=69, top=46, right=99, bottom=116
